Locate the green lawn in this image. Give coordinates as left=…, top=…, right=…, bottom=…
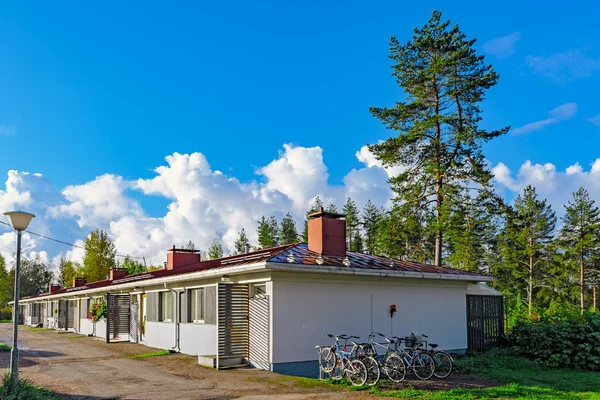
left=0, top=342, right=10, bottom=352
left=365, top=349, right=600, bottom=399
left=0, top=374, right=58, bottom=399
left=0, top=320, right=11, bottom=323
left=66, top=334, right=86, bottom=339
left=127, top=350, right=171, bottom=359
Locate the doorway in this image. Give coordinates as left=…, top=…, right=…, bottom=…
left=140, top=294, right=146, bottom=342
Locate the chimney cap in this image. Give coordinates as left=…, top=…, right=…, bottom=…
left=167, top=246, right=201, bottom=254
left=307, top=207, right=345, bottom=220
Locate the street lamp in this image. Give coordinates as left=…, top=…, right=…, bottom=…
left=3, top=211, right=35, bottom=387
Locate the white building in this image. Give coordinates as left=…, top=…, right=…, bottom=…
left=18, top=209, right=503, bottom=377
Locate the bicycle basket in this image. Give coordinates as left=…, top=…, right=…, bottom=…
left=404, top=337, right=417, bottom=348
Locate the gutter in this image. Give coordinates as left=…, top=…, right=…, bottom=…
left=265, top=262, right=494, bottom=282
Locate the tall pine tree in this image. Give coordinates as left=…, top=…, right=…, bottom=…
left=362, top=200, right=382, bottom=255
left=207, top=239, right=224, bottom=259
left=497, top=186, right=556, bottom=316
left=257, top=216, right=279, bottom=249
left=343, top=198, right=361, bottom=251
left=280, top=213, right=299, bottom=244
left=368, top=10, right=508, bottom=266
left=560, top=187, right=600, bottom=312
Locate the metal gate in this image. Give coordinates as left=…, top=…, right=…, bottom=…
left=249, top=295, right=269, bottom=370
left=467, top=295, right=504, bottom=350
left=57, top=300, right=67, bottom=330
left=106, top=294, right=131, bottom=343
left=217, top=283, right=249, bottom=368
left=130, top=299, right=139, bottom=343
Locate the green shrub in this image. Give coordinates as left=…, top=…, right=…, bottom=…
left=0, top=307, right=12, bottom=321
left=508, top=312, right=600, bottom=370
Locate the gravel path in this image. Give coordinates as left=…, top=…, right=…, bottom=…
left=0, top=324, right=369, bottom=400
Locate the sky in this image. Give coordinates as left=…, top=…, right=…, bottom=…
left=0, top=1, right=599, bottom=269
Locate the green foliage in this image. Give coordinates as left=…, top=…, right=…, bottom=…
left=0, top=373, right=57, bottom=399
left=257, top=216, right=279, bottom=249
left=0, top=342, right=10, bottom=351
left=362, top=200, right=382, bottom=255
left=0, top=254, right=12, bottom=307
left=207, top=239, right=224, bottom=259
left=12, top=255, right=54, bottom=298
left=369, top=10, right=508, bottom=266
left=183, top=240, right=196, bottom=250
left=560, top=187, right=600, bottom=312
left=88, top=299, right=107, bottom=322
left=508, top=313, right=600, bottom=371
left=343, top=198, right=361, bottom=251
left=120, top=256, right=146, bottom=275
left=82, top=229, right=116, bottom=282
left=234, top=228, right=250, bottom=254
left=57, top=257, right=79, bottom=288
left=280, top=213, right=299, bottom=245
left=0, top=306, right=12, bottom=321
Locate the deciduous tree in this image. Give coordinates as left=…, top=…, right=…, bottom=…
left=82, top=229, right=116, bottom=282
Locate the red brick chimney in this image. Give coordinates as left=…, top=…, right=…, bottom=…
left=307, top=207, right=346, bottom=257
left=109, top=268, right=128, bottom=281
left=73, top=278, right=87, bottom=287
left=167, top=246, right=202, bottom=270
left=49, top=284, right=62, bottom=293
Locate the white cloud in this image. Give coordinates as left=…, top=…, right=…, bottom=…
left=355, top=145, right=404, bottom=178
left=525, top=49, right=600, bottom=81
left=0, top=124, right=17, bottom=136
left=483, top=32, right=521, bottom=59
left=589, top=114, right=600, bottom=127
left=493, top=159, right=600, bottom=216
left=1, top=144, right=394, bottom=267
left=512, top=102, right=577, bottom=134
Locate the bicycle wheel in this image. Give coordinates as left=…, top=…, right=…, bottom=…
left=412, top=352, right=435, bottom=380
left=362, top=356, right=380, bottom=386
left=382, top=353, right=406, bottom=383
left=358, top=343, right=377, bottom=358
left=320, top=347, right=336, bottom=373
left=346, top=359, right=368, bottom=386
left=433, top=351, right=453, bottom=379
left=330, top=356, right=344, bottom=380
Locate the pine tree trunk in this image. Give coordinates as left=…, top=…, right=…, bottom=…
left=593, top=279, right=597, bottom=312
left=581, top=249, right=585, bottom=314
left=528, top=254, right=533, bottom=317
left=434, top=180, right=443, bottom=267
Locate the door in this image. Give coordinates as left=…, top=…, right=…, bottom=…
left=249, top=295, right=270, bottom=370
left=130, top=295, right=139, bottom=343
left=140, top=294, right=146, bottom=342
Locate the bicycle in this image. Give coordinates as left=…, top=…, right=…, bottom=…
left=411, top=333, right=453, bottom=379
left=392, top=336, right=435, bottom=380
left=359, top=332, right=406, bottom=383
left=320, top=334, right=368, bottom=386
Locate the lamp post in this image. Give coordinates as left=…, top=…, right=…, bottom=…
left=3, top=211, right=35, bottom=387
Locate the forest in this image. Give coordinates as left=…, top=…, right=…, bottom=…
left=0, top=11, right=597, bottom=325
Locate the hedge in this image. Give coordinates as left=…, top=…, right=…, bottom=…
left=508, top=313, right=600, bottom=370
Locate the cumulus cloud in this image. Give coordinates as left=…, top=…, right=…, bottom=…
left=493, top=159, right=600, bottom=216
left=483, top=32, right=521, bottom=59
left=512, top=102, right=577, bottom=134
left=525, top=49, right=600, bottom=82
left=1, top=144, right=394, bottom=267
left=589, top=114, right=600, bottom=127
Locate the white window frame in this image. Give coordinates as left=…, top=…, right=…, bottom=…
left=160, top=292, right=173, bottom=322
left=189, top=288, right=205, bottom=323
left=252, top=283, right=267, bottom=298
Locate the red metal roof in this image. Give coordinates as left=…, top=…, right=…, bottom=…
left=22, top=243, right=486, bottom=300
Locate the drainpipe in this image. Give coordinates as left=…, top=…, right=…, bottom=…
left=165, top=283, right=180, bottom=352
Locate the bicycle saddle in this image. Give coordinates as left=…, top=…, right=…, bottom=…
left=430, top=343, right=438, bottom=349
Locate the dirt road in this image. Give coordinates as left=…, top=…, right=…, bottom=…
left=0, top=324, right=368, bottom=400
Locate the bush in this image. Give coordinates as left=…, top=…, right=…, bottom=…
left=0, top=307, right=12, bottom=321
left=508, top=312, right=600, bottom=370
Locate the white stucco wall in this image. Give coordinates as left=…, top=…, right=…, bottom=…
left=95, top=319, right=106, bottom=339
left=79, top=319, right=94, bottom=335
left=271, top=276, right=468, bottom=364
left=145, top=322, right=176, bottom=351
left=179, top=323, right=216, bottom=356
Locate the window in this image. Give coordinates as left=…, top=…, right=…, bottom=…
left=253, top=283, right=267, bottom=298
left=160, top=292, right=173, bottom=322
left=189, top=288, right=205, bottom=323
left=81, top=299, right=90, bottom=319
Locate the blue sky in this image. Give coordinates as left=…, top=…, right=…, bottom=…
left=0, top=1, right=599, bottom=265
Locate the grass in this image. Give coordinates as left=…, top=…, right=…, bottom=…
left=27, top=327, right=53, bottom=332
left=0, top=342, right=10, bottom=352
left=127, top=350, right=171, bottom=359
left=0, top=320, right=11, bottom=323
left=66, top=334, right=86, bottom=339
left=0, top=373, right=58, bottom=399
left=364, top=349, right=600, bottom=399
